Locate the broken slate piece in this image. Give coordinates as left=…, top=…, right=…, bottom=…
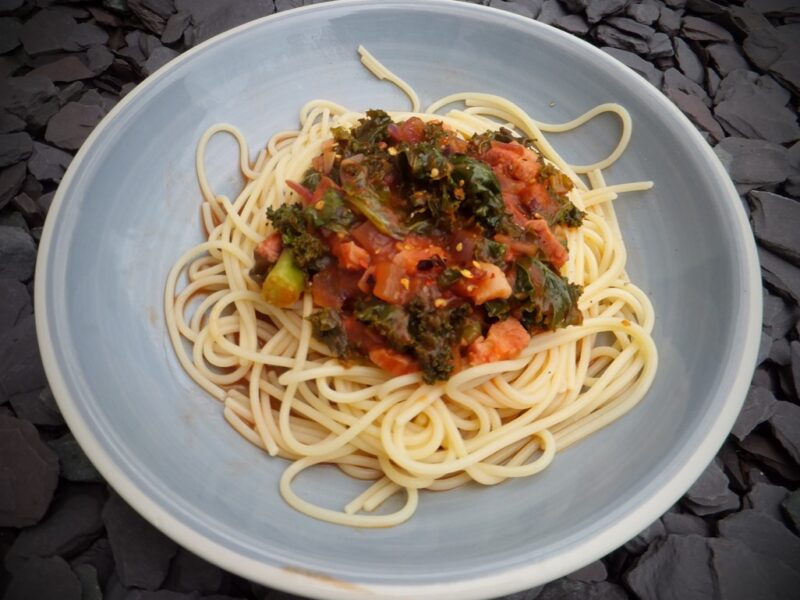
left=48, top=433, right=103, bottom=483
left=715, top=79, right=799, bottom=144
left=709, top=537, right=800, bottom=600
left=749, top=191, right=800, bottom=264
left=732, top=385, right=777, bottom=441
left=79, top=89, right=117, bottom=113
left=625, top=535, right=716, bottom=599
left=7, top=484, right=106, bottom=559
left=756, top=331, right=771, bottom=365
left=769, top=401, right=800, bottom=465
left=658, top=5, right=682, bottom=35
left=0, top=225, right=36, bottom=282
left=488, top=0, right=537, bottom=18
left=11, top=192, right=43, bottom=226
left=71, top=538, right=115, bottom=590
left=585, top=0, right=629, bottom=24
left=683, top=458, right=739, bottom=515
left=715, top=137, right=790, bottom=187
left=27, top=142, right=72, bottom=183
left=142, top=46, right=179, bottom=76
left=745, top=482, right=789, bottom=522
left=9, top=387, right=64, bottom=426
left=4, top=556, right=81, bottom=600
left=770, top=53, right=800, bottom=97
left=719, top=508, right=800, bottom=572
left=0, top=161, right=26, bottom=210
left=743, top=30, right=785, bottom=71
left=554, top=14, right=590, bottom=36
left=103, top=491, right=178, bottom=589
left=760, top=247, right=800, bottom=303
left=0, top=278, right=31, bottom=331
left=566, top=559, right=607, bottom=582
left=190, top=0, right=275, bottom=45
left=624, top=518, right=666, bottom=554
left=45, top=102, right=105, bottom=150
left=595, top=24, right=650, bottom=56
left=64, top=22, right=109, bottom=52
left=19, top=10, right=77, bottom=56
left=602, top=47, right=662, bottom=87
left=707, top=43, right=750, bottom=77
left=661, top=511, right=710, bottom=536
left=0, top=17, right=22, bottom=54
left=537, top=0, right=567, bottom=25
left=783, top=488, right=800, bottom=533
left=539, top=580, right=628, bottom=599
left=682, top=15, right=734, bottom=42
left=0, top=110, right=25, bottom=134
left=164, top=547, right=223, bottom=593
left=792, top=341, right=800, bottom=399
left=673, top=38, right=704, bottom=84
left=73, top=564, right=102, bottom=600
left=86, top=45, right=113, bottom=76
left=740, top=430, right=800, bottom=482
left=664, top=68, right=710, bottom=105
left=30, top=56, right=95, bottom=83
left=128, top=0, right=175, bottom=35
left=627, top=0, right=660, bottom=25
left=0, top=75, right=58, bottom=121
left=666, top=89, right=724, bottom=141
left=0, top=415, right=59, bottom=527
left=0, top=131, right=33, bottom=167
left=161, top=10, right=191, bottom=44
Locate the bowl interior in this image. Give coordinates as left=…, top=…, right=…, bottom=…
left=38, top=1, right=759, bottom=596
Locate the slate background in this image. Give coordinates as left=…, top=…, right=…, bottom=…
left=1, top=0, right=799, bottom=599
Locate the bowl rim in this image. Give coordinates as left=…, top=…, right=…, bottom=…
left=34, top=1, right=762, bottom=598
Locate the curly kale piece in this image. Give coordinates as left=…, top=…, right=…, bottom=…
left=265, top=204, right=330, bottom=273
left=550, top=201, right=586, bottom=228
left=334, top=109, right=393, bottom=155
left=354, top=301, right=414, bottom=349
left=306, top=188, right=357, bottom=234
left=514, top=257, right=583, bottom=331
left=450, top=155, right=510, bottom=234
left=407, top=299, right=470, bottom=383
left=308, top=308, right=348, bottom=356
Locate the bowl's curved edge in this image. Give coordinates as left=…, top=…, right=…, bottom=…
left=35, top=1, right=763, bottom=599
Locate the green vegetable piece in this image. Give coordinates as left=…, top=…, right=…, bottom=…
left=459, top=318, right=483, bottom=346
left=438, top=267, right=464, bottom=288
left=307, top=189, right=356, bottom=233
left=308, top=308, right=349, bottom=356
left=355, top=301, right=414, bottom=349
left=261, top=249, right=306, bottom=308
left=474, top=238, right=507, bottom=267
left=265, top=204, right=330, bottom=273
left=484, top=299, right=510, bottom=319
left=550, top=201, right=585, bottom=227
left=450, top=155, right=509, bottom=234
left=340, top=159, right=408, bottom=239
left=514, top=257, right=582, bottom=330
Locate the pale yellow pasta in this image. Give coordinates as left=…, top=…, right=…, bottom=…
left=164, top=48, right=657, bottom=528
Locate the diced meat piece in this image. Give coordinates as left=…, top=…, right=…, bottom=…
left=467, top=263, right=512, bottom=305
left=483, top=141, right=541, bottom=182
left=255, top=232, right=282, bottom=264
left=467, top=318, right=531, bottom=365
left=311, top=265, right=362, bottom=309
left=368, top=348, right=418, bottom=376
left=527, top=219, right=568, bottom=269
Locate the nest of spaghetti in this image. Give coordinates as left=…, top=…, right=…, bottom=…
left=167, top=101, right=656, bottom=527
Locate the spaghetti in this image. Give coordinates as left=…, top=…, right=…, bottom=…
left=165, top=46, right=658, bottom=527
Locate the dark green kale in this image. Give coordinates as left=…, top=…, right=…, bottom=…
left=265, top=204, right=330, bottom=273
left=438, top=267, right=464, bottom=288
left=306, top=188, right=357, bottom=233
left=467, top=127, right=538, bottom=155
left=300, top=169, right=321, bottom=192
left=340, top=158, right=408, bottom=239
left=450, top=155, right=509, bottom=234
left=550, top=201, right=585, bottom=227
left=399, top=142, right=450, bottom=182
left=474, top=238, right=507, bottom=267
left=334, top=109, right=393, bottom=155
left=407, top=299, right=470, bottom=383
left=514, top=257, right=583, bottom=331
left=308, top=308, right=349, bottom=356
left=483, top=299, right=510, bottom=320
left=354, top=301, right=414, bottom=349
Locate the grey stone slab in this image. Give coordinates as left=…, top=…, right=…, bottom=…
left=538, top=580, right=627, bottom=600
left=0, top=161, right=25, bottom=210
left=783, top=488, right=800, bottom=533
left=707, top=43, right=750, bottom=77
left=554, top=13, right=590, bottom=36
left=28, top=141, right=72, bottom=183
left=0, top=17, right=22, bottom=54
left=128, top=0, right=175, bottom=35
left=747, top=0, right=800, bottom=17
left=627, top=0, right=660, bottom=25
left=770, top=401, right=800, bottom=465
left=19, top=9, right=77, bottom=56
left=673, top=38, right=704, bottom=84
left=624, top=518, right=666, bottom=554
left=488, top=0, right=537, bottom=18
left=86, top=45, right=114, bottom=75
left=565, top=559, right=607, bottom=582
left=666, top=88, right=724, bottom=141
left=586, top=0, right=630, bottom=24
left=64, top=22, right=109, bottom=52
left=709, top=537, right=800, bottom=600
left=732, top=385, right=778, bottom=441
left=657, top=5, right=682, bottom=35
left=745, top=482, right=789, bottom=522
left=29, top=55, right=95, bottom=83
left=103, top=491, right=178, bottom=590
left=163, top=547, right=223, bottom=593
left=750, top=191, right=800, bottom=264
left=71, top=538, right=115, bottom=590
left=74, top=564, right=103, bottom=600
left=625, top=534, right=715, bottom=600
left=142, top=45, right=179, bottom=76
left=11, top=192, right=44, bottom=226
left=719, top=508, right=800, bottom=572
left=661, top=511, right=710, bottom=537
left=0, top=74, right=58, bottom=121
left=601, top=46, right=662, bottom=87
left=45, top=102, right=105, bottom=150
left=4, top=556, right=81, bottom=600
left=0, top=131, right=32, bottom=168
left=7, top=484, right=106, bottom=559
left=161, top=10, right=190, bottom=44
left=0, top=224, right=35, bottom=282
left=0, top=415, right=59, bottom=527
left=760, top=247, right=800, bottom=303
left=185, top=0, right=275, bottom=46
left=47, top=432, right=103, bottom=483
left=0, top=110, right=25, bottom=134
left=0, top=277, right=31, bottom=332
left=715, top=80, right=799, bottom=143
left=682, top=15, right=734, bottom=42
left=664, top=67, right=710, bottom=105
left=770, top=53, right=800, bottom=97
left=792, top=340, right=800, bottom=400
left=756, top=330, right=771, bottom=365
left=9, top=386, right=64, bottom=426
left=595, top=24, right=650, bottom=56
left=715, top=137, right=790, bottom=187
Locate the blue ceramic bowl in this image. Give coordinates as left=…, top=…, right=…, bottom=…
left=36, top=1, right=761, bottom=598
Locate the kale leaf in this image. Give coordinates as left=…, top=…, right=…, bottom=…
left=308, top=308, right=349, bottom=356
left=514, top=257, right=583, bottom=331
left=450, top=155, right=508, bottom=234
left=265, top=204, right=330, bottom=273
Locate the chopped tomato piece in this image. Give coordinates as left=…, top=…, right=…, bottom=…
left=373, top=257, right=412, bottom=305
left=368, top=347, right=418, bottom=376
left=388, top=117, right=426, bottom=144
left=330, top=238, right=371, bottom=271
left=351, top=221, right=394, bottom=255
left=527, top=219, right=568, bottom=269
left=255, top=232, right=282, bottom=264
left=468, top=318, right=531, bottom=365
